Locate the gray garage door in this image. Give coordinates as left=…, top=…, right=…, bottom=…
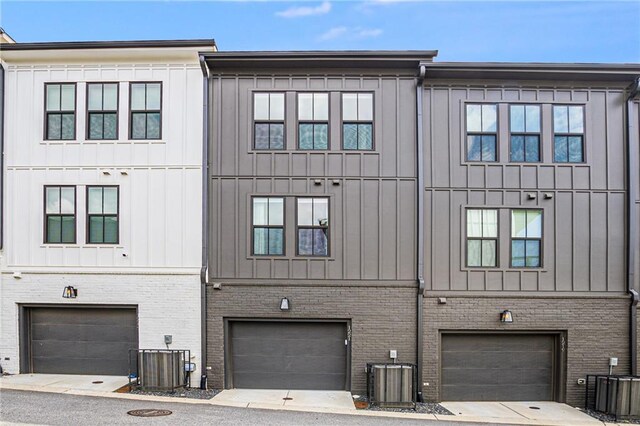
left=230, top=321, right=348, bottom=390
left=27, top=307, right=138, bottom=375
left=441, top=334, right=555, bottom=401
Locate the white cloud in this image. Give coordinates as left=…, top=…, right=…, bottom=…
left=318, top=26, right=349, bottom=41
left=318, top=26, right=383, bottom=41
left=356, top=28, right=383, bottom=38
left=276, top=1, right=332, bottom=18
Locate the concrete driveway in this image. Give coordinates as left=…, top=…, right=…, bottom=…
left=0, top=373, right=129, bottom=392
left=211, top=389, right=356, bottom=411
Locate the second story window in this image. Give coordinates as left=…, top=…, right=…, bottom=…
left=466, top=104, right=497, bottom=162
left=130, top=82, right=161, bottom=140
left=87, top=186, right=119, bottom=244
left=254, top=93, right=285, bottom=150
left=553, top=105, right=584, bottom=163
left=466, top=209, right=497, bottom=267
left=342, top=93, right=373, bottom=150
left=45, top=186, right=76, bottom=244
left=87, top=83, right=118, bottom=140
left=298, top=93, right=328, bottom=150
left=297, top=198, right=329, bottom=256
left=45, top=83, right=76, bottom=140
left=511, top=209, right=542, bottom=268
left=252, top=197, right=284, bottom=255
left=510, top=105, right=541, bottom=162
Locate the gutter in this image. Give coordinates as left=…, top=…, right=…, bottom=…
left=627, top=76, right=640, bottom=375
left=199, top=55, right=210, bottom=383
left=0, top=63, right=4, bottom=250
left=416, top=64, right=426, bottom=402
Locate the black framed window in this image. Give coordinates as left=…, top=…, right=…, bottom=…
left=254, top=93, right=285, bottom=150
left=298, top=93, right=329, bottom=150
left=297, top=198, right=329, bottom=256
left=87, top=186, right=119, bottom=244
left=466, top=209, right=498, bottom=267
left=510, top=104, right=541, bottom=162
left=44, top=186, right=76, bottom=244
left=252, top=197, right=284, bottom=255
left=553, top=105, right=584, bottom=163
left=45, top=83, right=76, bottom=140
left=87, top=83, right=118, bottom=140
left=466, top=104, right=497, bottom=161
left=511, top=209, right=542, bottom=267
left=342, top=93, right=373, bottom=150
left=130, top=82, right=161, bottom=140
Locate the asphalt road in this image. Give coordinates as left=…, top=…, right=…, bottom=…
left=0, top=390, right=484, bottom=426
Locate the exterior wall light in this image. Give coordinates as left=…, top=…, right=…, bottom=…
left=500, top=310, right=513, bottom=323
left=63, top=286, right=78, bottom=299
left=280, top=297, right=290, bottom=311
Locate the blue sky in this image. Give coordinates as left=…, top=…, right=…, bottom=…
left=2, top=1, right=638, bottom=62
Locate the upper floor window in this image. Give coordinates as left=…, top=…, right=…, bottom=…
left=466, top=209, right=497, bottom=267
left=511, top=209, right=542, bottom=268
left=342, top=93, right=373, bottom=150
left=298, top=93, right=329, bottom=150
left=509, top=105, right=541, bottom=162
left=553, top=105, right=584, bottom=163
left=87, top=83, right=118, bottom=140
left=87, top=186, right=119, bottom=244
left=252, top=197, right=284, bottom=255
left=130, top=82, right=161, bottom=140
left=45, top=186, right=76, bottom=244
left=45, top=83, right=76, bottom=140
left=297, top=198, right=329, bottom=256
left=466, top=104, right=497, bottom=162
left=254, top=93, right=285, bottom=150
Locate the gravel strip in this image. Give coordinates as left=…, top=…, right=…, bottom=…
left=352, top=395, right=453, bottom=415
left=129, top=387, right=220, bottom=400
left=582, top=408, right=640, bottom=424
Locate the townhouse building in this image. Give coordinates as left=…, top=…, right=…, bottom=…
left=0, top=38, right=215, bottom=378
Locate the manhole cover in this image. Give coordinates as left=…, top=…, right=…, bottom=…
left=92, top=381, right=103, bottom=384
left=283, top=397, right=293, bottom=401
left=127, top=409, right=172, bottom=417
left=529, top=406, right=541, bottom=410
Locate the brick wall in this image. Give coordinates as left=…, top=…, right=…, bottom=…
left=206, top=284, right=417, bottom=392
left=422, top=296, right=631, bottom=406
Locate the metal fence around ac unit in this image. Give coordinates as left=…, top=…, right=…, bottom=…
left=366, top=363, right=417, bottom=408
left=585, top=375, right=640, bottom=421
left=128, top=349, right=193, bottom=391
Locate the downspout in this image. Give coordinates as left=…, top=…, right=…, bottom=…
left=199, top=55, right=210, bottom=385
left=0, top=63, right=4, bottom=250
left=626, top=76, right=640, bottom=375
left=416, top=64, right=426, bottom=402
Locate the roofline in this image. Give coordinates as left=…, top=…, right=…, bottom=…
left=202, top=50, right=438, bottom=60
left=0, top=39, right=216, bottom=51
left=423, top=61, right=640, bottom=72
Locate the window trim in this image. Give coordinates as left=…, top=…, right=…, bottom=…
left=252, top=91, right=286, bottom=150
left=86, top=82, right=120, bottom=141
left=508, top=104, right=542, bottom=163
left=340, top=91, right=375, bottom=151
left=296, top=92, right=330, bottom=151
left=464, top=102, right=498, bottom=162
left=295, top=197, right=330, bottom=257
left=509, top=209, right=544, bottom=269
left=552, top=104, right=586, bottom=164
left=464, top=208, right=499, bottom=268
left=43, top=185, right=77, bottom=244
left=85, top=185, right=120, bottom=245
left=44, top=82, right=77, bottom=141
left=128, top=81, right=163, bottom=140
left=251, top=196, right=286, bottom=257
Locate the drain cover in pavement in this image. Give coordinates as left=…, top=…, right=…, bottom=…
left=92, top=381, right=103, bottom=384
left=529, top=406, right=541, bottom=410
left=127, top=409, right=172, bottom=417
left=283, top=397, right=293, bottom=400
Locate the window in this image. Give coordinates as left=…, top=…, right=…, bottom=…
left=254, top=93, right=285, bottom=150
left=44, top=186, right=76, bottom=244
left=298, top=93, right=329, bottom=150
left=511, top=210, right=542, bottom=267
left=466, top=209, right=498, bottom=267
left=87, top=186, right=119, bottom=244
left=252, top=197, right=284, bottom=255
left=130, top=83, right=161, bottom=139
left=45, top=83, right=76, bottom=140
left=553, top=105, right=584, bottom=163
left=342, top=93, right=373, bottom=150
left=87, top=83, right=118, bottom=140
left=466, top=104, right=497, bottom=161
left=510, top=105, right=541, bottom=162
left=297, top=198, right=329, bottom=256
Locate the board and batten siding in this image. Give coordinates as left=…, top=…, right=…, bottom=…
left=423, top=82, right=629, bottom=292
left=208, top=74, right=418, bottom=282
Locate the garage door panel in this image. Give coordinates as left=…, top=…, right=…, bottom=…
left=31, top=324, right=137, bottom=343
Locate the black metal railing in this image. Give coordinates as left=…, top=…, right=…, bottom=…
left=128, top=349, right=192, bottom=391
left=366, top=363, right=417, bottom=408
left=585, top=374, right=640, bottom=421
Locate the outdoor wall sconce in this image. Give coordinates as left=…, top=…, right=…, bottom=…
left=280, top=297, right=290, bottom=311
left=62, top=286, right=78, bottom=299
left=500, top=309, right=513, bottom=323
left=527, top=193, right=537, bottom=200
